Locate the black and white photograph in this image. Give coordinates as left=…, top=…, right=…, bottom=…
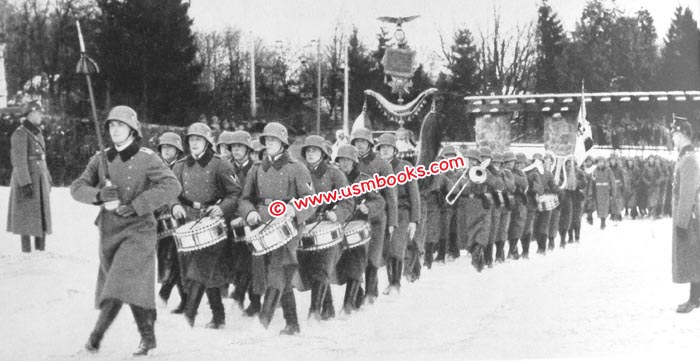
left=1, top=0, right=700, bottom=359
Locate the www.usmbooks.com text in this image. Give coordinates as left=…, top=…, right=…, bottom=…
left=267, top=156, right=466, bottom=218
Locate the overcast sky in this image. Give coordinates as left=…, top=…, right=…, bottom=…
left=189, top=0, right=699, bottom=72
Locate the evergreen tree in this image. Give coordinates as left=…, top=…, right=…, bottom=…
left=657, top=7, right=700, bottom=90
left=96, top=0, right=201, bottom=124
left=535, top=0, right=565, bottom=92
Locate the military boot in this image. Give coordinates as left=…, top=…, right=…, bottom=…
left=547, top=236, right=555, bottom=251
left=279, top=291, right=300, bottom=335
left=244, top=293, right=261, bottom=317
left=85, top=299, right=122, bottom=352
left=365, top=266, right=378, bottom=304
left=183, top=283, right=205, bottom=327
left=130, top=306, right=156, bottom=356
left=521, top=234, right=531, bottom=259
left=600, top=218, right=606, bottom=230
left=383, top=260, right=395, bottom=295
left=435, top=238, right=447, bottom=263
left=484, top=243, right=494, bottom=268
left=495, top=242, right=505, bottom=263
left=507, top=239, right=519, bottom=260
left=34, top=236, right=45, bottom=251
left=424, top=243, right=435, bottom=269
left=320, top=289, right=335, bottom=320
left=567, top=229, right=575, bottom=244
left=21, top=235, right=31, bottom=253
left=309, top=281, right=328, bottom=320
left=204, top=288, right=225, bottom=329
left=343, top=280, right=361, bottom=315
left=559, top=230, right=567, bottom=248
left=170, top=282, right=187, bottom=314
left=258, top=288, right=281, bottom=329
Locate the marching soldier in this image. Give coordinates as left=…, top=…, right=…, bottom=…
left=71, top=105, right=181, bottom=356
left=521, top=154, right=545, bottom=259
left=154, top=132, right=187, bottom=314
left=642, top=156, right=664, bottom=219
left=583, top=156, right=598, bottom=224
left=7, top=100, right=52, bottom=252
left=419, top=148, right=453, bottom=268
left=506, top=152, right=529, bottom=259
left=454, top=149, right=492, bottom=272
left=609, top=154, right=627, bottom=224
left=377, top=133, right=420, bottom=291
left=593, top=156, right=618, bottom=230
left=624, top=157, right=641, bottom=219
left=569, top=159, right=588, bottom=243
left=224, top=131, right=264, bottom=317
left=669, top=119, right=700, bottom=313
left=436, top=145, right=460, bottom=263
left=171, top=123, right=241, bottom=329
left=239, top=122, right=316, bottom=335
left=481, top=148, right=505, bottom=267
left=298, top=135, right=353, bottom=320
left=543, top=153, right=561, bottom=252
left=350, top=128, right=398, bottom=304
left=492, top=152, right=516, bottom=263
left=334, top=144, right=383, bottom=315
left=559, top=158, right=587, bottom=245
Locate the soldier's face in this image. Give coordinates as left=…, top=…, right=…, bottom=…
left=109, top=120, right=132, bottom=145
left=672, top=132, right=688, bottom=150
left=218, top=144, right=232, bottom=159
left=160, top=145, right=178, bottom=162
left=27, top=110, right=44, bottom=125
left=189, top=136, right=207, bottom=156
left=305, top=147, right=324, bottom=164
left=264, top=137, right=283, bottom=155
left=338, top=158, right=354, bottom=173
left=505, top=161, right=515, bottom=170
left=379, top=145, right=395, bottom=160
left=354, top=140, right=371, bottom=154
left=515, top=161, right=524, bottom=170
left=231, top=144, right=248, bottom=162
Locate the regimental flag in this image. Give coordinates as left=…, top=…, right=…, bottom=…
left=574, top=88, right=594, bottom=164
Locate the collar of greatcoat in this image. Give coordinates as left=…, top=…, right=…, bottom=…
left=106, top=140, right=140, bottom=162
left=307, top=159, right=329, bottom=179
left=22, top=119, right=41, bottom=135
left=185, top=148, right=214, bottom=167
left=262, top=150, right=291, bottom=172
left=360, top=150, right=376, bottom=164
left=679, top=145, right=695, bottom=158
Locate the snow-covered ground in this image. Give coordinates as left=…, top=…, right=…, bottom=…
left=0, top=187, right=697, bottom=361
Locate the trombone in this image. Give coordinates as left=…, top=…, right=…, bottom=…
left=444, top=159, right=490, bottom=205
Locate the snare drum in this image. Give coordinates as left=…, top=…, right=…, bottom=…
left=299, top=221, right=343, bottom=252
left=246, top=217, right=298, bottom=256
left=537, top=194, right=560, bottom=211
left=156, top=213, right=179, bottom=241
left=173, top=217, right=227, bottom=253
left=343, top=220, right=371, bottom=249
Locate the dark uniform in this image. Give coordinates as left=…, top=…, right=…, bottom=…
left=351, top=128, right=398, bottom=302
left=454, top=149, right=492, bottom=271
left=522, top=155, right=544, bottom=258
left=71, top=106, right=181, bottom=356
left=298, top=135, right=353, bottom=320
left=559, top=161, right=587, bottom=244
left=173, top=123, right=241, bottom=329
left=481, top=148, right=505, bottom=267
left=593, top=158, right=618, bottom=229
left=493, top=153, right=516, bottom=263
left=7, top=101, right=52, bottom=252
left=334, top=144, right=385, bottom=314
left=669, top=121, right=700, bottom=313
left=507, top=153, right=529, bottom=259
left=238, top=122, right=316, bottom=335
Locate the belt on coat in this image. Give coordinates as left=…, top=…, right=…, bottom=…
left=178, top=196, right=218, bottom=210
left=596, top=182, right=609, bottom=186
left=27, top=155, right=45, bottom=161
left=263, top=198, right=291, bottom=205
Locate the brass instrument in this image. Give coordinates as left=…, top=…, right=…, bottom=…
left=444, top=159, right=490, bottom=205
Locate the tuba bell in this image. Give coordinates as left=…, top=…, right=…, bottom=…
left=444, top=158, right=490, bottom=205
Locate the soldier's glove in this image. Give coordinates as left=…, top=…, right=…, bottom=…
left=172, top=204, right=187, bottom=220
left=115, top=204, right=137, bottom=217
left=479, top=194, right=492, bottom=210
left=246, top=211, right=261, bottom=226
left=326, top=211, right=338, bottom=223
left=230, top=217, right=245, bottom=228
left=97, top=184, right=120, bottom=203
left=676, top=226, right=688, bottom=242
left=21, top=184, right=34, bottom=198
left=470, top=244, right=485, bottom=273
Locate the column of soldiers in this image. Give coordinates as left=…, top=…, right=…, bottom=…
left=51, top=105, right=674, bottom=356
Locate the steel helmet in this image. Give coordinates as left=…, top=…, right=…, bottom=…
left=157, top=132, right=183, bottom=152
left=350, top=128, right=373, bottom=146
left=260, top=122, right=289, bottom=146
left=301, top=135, right=330, bottom=159
left=106, top=105, right=142, bottom=138
left=335, top=144, right=359, bottom=163
left=186, top=122, right=215, bottom=146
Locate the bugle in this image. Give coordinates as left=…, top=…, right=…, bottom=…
left=444, top=159, right=490, bottom=205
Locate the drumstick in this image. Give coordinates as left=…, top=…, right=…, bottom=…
left=189, top=199, right=224, bottom=230
left=258, top=217, right=275, bottom=233
left=342, top=199, right=366, bottom=228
